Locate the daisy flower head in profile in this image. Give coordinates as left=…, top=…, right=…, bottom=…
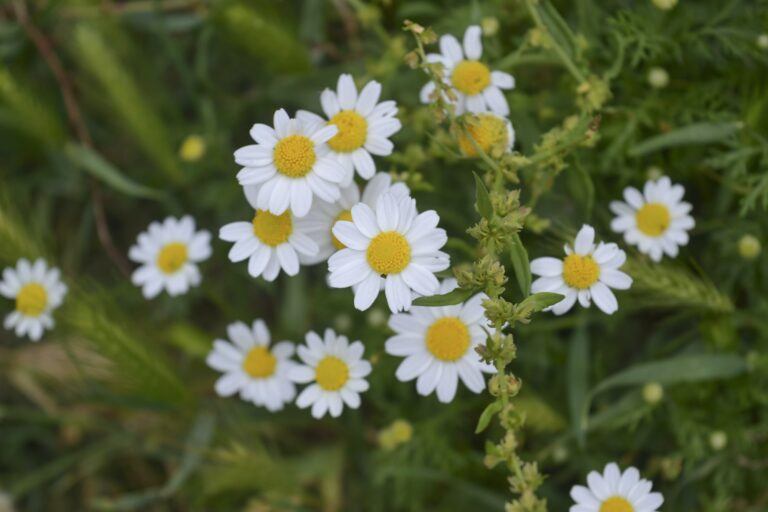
left=219, top=204, right=318, bottom=282
left=235, top=109, right=345, bottom=218
left=290, top=328, right=371, bottom=419
left=570, top=462, right=663, bottom=512
left=206, top=319, right=297, bottom=411
left=385, top=278, right=495, bottom=403
left=531, top=225, right=632, bottom=315
left=610, top=176, right=694, bottom=262
left=456, top=112, right=515, bottom=157
left=328, top=191, right=450, bottom=313
left=296, top=172, right=410, bottom=265
left=0, top=258, right=67, bottom=341
left=298, top=74, right=402, bottom=186
left=420, top=25, right=514, bottom=116
left=129, top=216, right=211, bottom=299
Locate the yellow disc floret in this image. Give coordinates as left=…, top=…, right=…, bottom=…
left=331, top=210, right=354, bottom=250
left=366, top=231, right=411, bottom=275
left=273, top=134, right=316, bottom=177
left=425, top=317, right=471, bottom=361
left=252, top=210, right=293, bottom=246
left=16, top=283, right=48, bottom=317
left=562, top=254, right=600, bottom=289
left=327, top=110, right=368, bottom=153
left=457, top=113, right=509, bottom=156
left=451, top=60, right=491, bottom=95
left=599, top=496, right=634, bottom=512
left=635, top=203, right=671, bottom=237
left=242, top=346, right=277, bottom=378
left=156, top=242, right=188, bottom=274
left=315, top=356, right=349, bottom=391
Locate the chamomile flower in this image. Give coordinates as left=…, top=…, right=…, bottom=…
left=0, top=258, right=67, bottom=341
left=298, top=74, right=402, bottom=185
left=236, top=109, right=345, bottom=217
left=420, top=25, right=514, bottom=116
left=206, top=319, right=297, bottom=411
left=570, top=462, right=664, bottom=512
left=129, top=216, right=211, bottom=299
left=456, top=112, right=515, bottom=157
left=328, top=192, right=450, bottom=313
left=290, top=328, right=371, bottom=418
left=610, top=176, right=694, bottom=262
left=296, top=172, right=410, bottom=264
left=385, top=279, right=495, bottom=403
left=531, top=225, right=632, bottom=315
left=219, top=208, right=318, bottom=281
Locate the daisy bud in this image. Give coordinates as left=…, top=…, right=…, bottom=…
left=651, top=0, right=678, bottom=10
left=709, top=430, right=728, bottom=451
left=642, top=382, right=664, bottom=405
left=377, top=419, right=414, bottom=450
left=334, top=313, right=352, bottom=332
left=738, top=234, right=761, bottom=260
left=647, top=67, right=669, bottom=89
left=552, top=445, right=569, bottom=463
left=481, top=17, right=499, bottom=36
left=366, top=308, right=387, bottom=327
left=758, top=34, right=768, bottom=49
left=645, top=165, right=663, bottom=180
left=179, top=134, right=206, bottom=162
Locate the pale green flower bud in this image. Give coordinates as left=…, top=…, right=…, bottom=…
left=709, top=430, right=728, bottom=451
left=738, top=234, right=761, bottom=260
left=648, top=67, right=669, bottom=89
left=642, top=382, right=664, bottom=405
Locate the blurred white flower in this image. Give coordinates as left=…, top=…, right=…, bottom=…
left=129, top=216, right=211, bottom=299
left=0, top=258, right=67, bottom=341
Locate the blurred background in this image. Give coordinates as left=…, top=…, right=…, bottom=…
left=1, top=0, right=768, bottom=510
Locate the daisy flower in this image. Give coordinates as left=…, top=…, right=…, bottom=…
left=457, top=112, right=515, bottom=157
left=129, top=216, right=211, bottom=299
left=610, top=176, right=695, bottom=262
left=531, top=225, right=632, bottom=315
left=298, top=74, right=402, bottom=185
left=570, top=462, right=664, bottom=512
left=296, top=172, right=410, bottom=264
left=328, top=191, right=450, bottom=313
left=219, top=207, right=318, bottom=281
left=206, top=319, right=296, bottom=411
left=0, top=258, right=67, bottom=341
left=290, top=328, right=371, bottom=419
left=385, top=279, right=495, bottom=403
left=236, top=109, right=345, bottom=217
left=420, top=25, right=514, bottom=116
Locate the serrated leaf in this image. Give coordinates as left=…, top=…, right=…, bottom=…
left=629, top=122, right=743, bottom=156
left=65, top=143, right=163, bottom=200
left=473, top=172, right=493, bottom=219
left=475, top=401, right=503, bottom=433
left=508, top=234, right=531, bottom=296
left=413, top=286, right=478, bottom=307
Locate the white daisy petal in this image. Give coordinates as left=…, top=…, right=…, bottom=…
left=462, top=25, right=482, bottom=60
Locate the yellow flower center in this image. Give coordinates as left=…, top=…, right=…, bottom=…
left=156, top=242, right=188, bottom=274
left=252, top=210, right=293, bottom=246
left=425, top=317, right=471, bottom=361
left=16, top=283, right=47, bottom=317
left=457, top=113, right=509, bottom=156
left=331, top=210, right=354, bottom=250
left=599, top=496, right=634, bottom=512
left=635, top=202, right=671, bottom=237
left=562, top=254, right=600, bottom=289
left=451, top=60, right=491, bottom=95
left=242, top=346, right=277, bottom=378
left=315, top=356, right=349, bottom=391
left=327, top=110, right=368, bottom=153
left=273, top=134, right=316, bottom=177
left=366, top=231, right=411, bottom=275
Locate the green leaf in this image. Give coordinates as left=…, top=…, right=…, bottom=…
left=413, top=286, right=478, bottom=307
left=475, top=401, right=503, bottom=433
left=64, top=143, right=164, bottom=200
left=567, top=323, right=589, bottom=445
left=519, top=292, right=563, bottom=313
left=473, top=172, right=493, bottom=219
left=592, top=353, right=747, bottom=395
left=628, top=122, right=743, bottom=156
left=508, top=234, right=531, bottom=296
